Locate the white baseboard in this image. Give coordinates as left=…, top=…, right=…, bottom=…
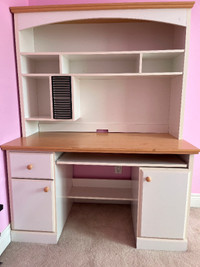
left=191, top=194, right=200, bottom=208
left=11, top=230, right=57, bottom=244
left=137, top=237, right=187, bottom=251
left=0, top=224, right=11, bottom=256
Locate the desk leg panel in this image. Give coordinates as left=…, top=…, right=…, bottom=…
left=55, top=163, right=73, bottom=241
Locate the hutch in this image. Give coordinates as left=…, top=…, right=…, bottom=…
left=1, top=1, right=199, bottom=251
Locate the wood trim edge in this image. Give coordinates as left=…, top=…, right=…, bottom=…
left=10, top=2, right=195, bottom=14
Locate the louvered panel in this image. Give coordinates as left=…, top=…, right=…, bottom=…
left=52, top=76, right=72, bottom=119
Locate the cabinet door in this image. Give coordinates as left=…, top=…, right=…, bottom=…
left=11, top=179, right=55, bottom=232
left=140, top=168, right=190, bottom=239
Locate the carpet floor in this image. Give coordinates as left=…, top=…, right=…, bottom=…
left=0, top=204, right=200, bottom=267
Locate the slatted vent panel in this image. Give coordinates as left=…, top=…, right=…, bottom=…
left=52, top=76, right=72, bottom=119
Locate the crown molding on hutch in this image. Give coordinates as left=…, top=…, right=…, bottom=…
left=10, top=1, right=195, bottom=14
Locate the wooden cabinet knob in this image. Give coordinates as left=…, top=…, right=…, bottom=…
left=44, top=187, right=49, bottom=192
left=146, top=176, right=151, bottom=182
left=27, top=164, right=33, bottom=170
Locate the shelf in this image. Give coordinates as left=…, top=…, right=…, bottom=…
left=20, top=50, right=184, bottom=57
left=25, top=116, right=52, bottom=121
left=21, top=50, right=184, bottom=75
left=61, top=53, right=140, bottom=74
left=22, top=74, right=57, bottom=77
left=71, top=72, right=183, bottom=80
left=142, top=51, right=184, bottom=73
left=21, top=54, right=60, bottom=74
left=22, top=73, right=183, bottom=78
left=25, top=117, right=75, bottom=122
left=67, top=186, right=133, bottom=201
left=72, top=73, right=182, bottom=80
left=22, top=76, right=52, bottom=119
left=57, top=153, right=187, bottom=167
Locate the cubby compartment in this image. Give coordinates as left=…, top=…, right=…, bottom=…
left=22, top=76, right=52, bottom=120
left=61, top=53, right=140, bottom=74
left=21, top=54, right=60, bottom=74
left=142, top=51, right=184, bottom=73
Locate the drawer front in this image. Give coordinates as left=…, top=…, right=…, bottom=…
left=140, top=168, right=190, bottom=239
left=11, top=179, right=55, bottom=232
left=9, top=152, right=54, bottom=179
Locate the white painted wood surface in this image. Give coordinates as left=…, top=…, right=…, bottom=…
left=68, top=186, right=133, bottom=201
left=137, top=237, right=187, bottom=251
left=22, top=76, right=51, bottom=119
left=61, top=53, right=140, bottom=74
left=140, top=168, right=190, bottom=239
left=11, top=179, right=55, bottom=232
left=142, top=52, right=184, bottom=73
left=11, top=230, right=57, bottom=244
left=69, top=178, right=133, bottom=202
left=21, top=54, right=60, bottom=74
left=10, top=152, right=54, bottom=179
left=17, top=8, right=188, bottom=31
left=55, top=157, right=73, bottom=241
left=57, top=153, right=187, bottom=167
left=176, top=11, right=192, bottom=139
left=168, top=76, right=183, bottom=138
left=131, top=168, right=140, bottom=242
left=21, top=73, right=183, bottom=78
left=71, top=77, right=80, bottom=120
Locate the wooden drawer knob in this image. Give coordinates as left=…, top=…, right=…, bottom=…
left=27, top=164, right=33, bottom=170
left=146, top=176, right=151, bottom=182
left=44, top=187, right=49, bottom=193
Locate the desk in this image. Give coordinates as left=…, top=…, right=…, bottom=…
left=1, top=132, right=199, bottom=251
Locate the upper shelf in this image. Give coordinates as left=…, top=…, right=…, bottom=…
left=20, top=50, right=184, bottom=76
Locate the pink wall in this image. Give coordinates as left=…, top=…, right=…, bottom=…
left=0, top=0, right=28, bottom=233
left=74, top=166, right=131, bottom=179
left=183, top=1, right=200, bottom=193
left=0, top=0, right=199, bottom=232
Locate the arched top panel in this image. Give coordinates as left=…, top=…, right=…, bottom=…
left=16, top=8, right=188, bottom=31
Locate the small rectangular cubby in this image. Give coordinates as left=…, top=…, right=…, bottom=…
left=142, top=51, right=184, bottom=73
left=61, top=53, right=140, bottom=74
left=22, top=76, right=52, bottom=120
left=52, top=76, right=72, bottom=119
left=21, top=54, right=60, bottom=74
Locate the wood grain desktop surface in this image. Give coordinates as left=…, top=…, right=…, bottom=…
left=1, top=132, right=199, bottom=154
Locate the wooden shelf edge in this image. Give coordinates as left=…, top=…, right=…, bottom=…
left=10, top=2, right=195, bottom=14
left=1, top=145, right=200, bottom=154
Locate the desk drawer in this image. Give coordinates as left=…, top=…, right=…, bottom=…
left=9, top=152, right=54, bottom=179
